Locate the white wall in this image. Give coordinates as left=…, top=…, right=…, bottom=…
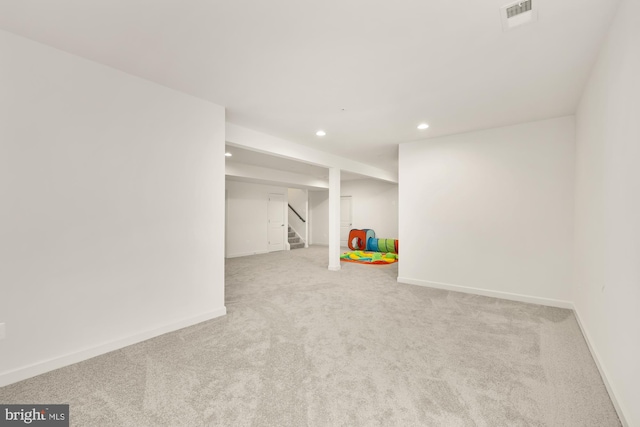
left=341, top=179, right=399, bottom=239
left=573, top=0, right=640, bottom=424
left=309, top=179, right=399, bottom=246
left=0, top=30, right=226, bottom=386
left=225, top=180, right=288, bottom=257
left=309, top=190, right=329, bottom=245
left=288, top=188, right=307, bottom=219
left=398, top=116, right=575, bottom=306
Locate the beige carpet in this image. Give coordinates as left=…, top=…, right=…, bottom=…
left=0, top=246, right=620, bottom=426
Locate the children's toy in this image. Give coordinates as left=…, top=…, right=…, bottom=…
left=367, top=238, right=398, bottom=253
left=348, top=229, right=375, bottom=250
left=340, top=250, right=398, bottom=264
left=342, top=229, right=399, bottom=265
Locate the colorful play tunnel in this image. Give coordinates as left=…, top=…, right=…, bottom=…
left=347, top=229, right=398, bottom=254
left=344, top=229, right=399, bottom=264
left=367, top=238, right=398, bottom=254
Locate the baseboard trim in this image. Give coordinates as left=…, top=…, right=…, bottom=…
left=226, top=250, right=268, bottom=258
left=572, top=307, right=629, bottom=427
left=396, top=276, right=628, bottom=424
left=396, top=276, right=573, bottom=309
left=0, top=307, right=227, bottom=388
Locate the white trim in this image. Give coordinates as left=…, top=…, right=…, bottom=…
left=304, top=190, right=309, bottom=248
left=328, top=168, right=341, bottom=271
left=573, top=307, right=629, bottom=427
left=267, top=193, right=287, bottom=253
left=226, top=250, right=269, bottom=258
left=396, top=276, right=573, bottom=309
left=396, top=276, right=627, bottom=423
left=0, top=307, right=227, bottom=388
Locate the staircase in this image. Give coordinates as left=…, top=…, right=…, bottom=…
left=288, top=226, right=305, bottom=250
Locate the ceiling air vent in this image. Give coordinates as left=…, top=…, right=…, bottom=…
left=500, top=0, right=537, bottom=31
left=506, top=0, right=532, bottom=18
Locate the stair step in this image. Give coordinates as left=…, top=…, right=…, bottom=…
left=287, top=227, right=304, bottom=248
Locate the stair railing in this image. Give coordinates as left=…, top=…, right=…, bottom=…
left=288, top=204, right=306, bottom=223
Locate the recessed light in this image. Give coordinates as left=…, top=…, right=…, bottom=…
left=316, top=130, right=326, bottom=137
left=225, top=152, right=232, bottom=157
left=417, top=123, right=429, bottom=130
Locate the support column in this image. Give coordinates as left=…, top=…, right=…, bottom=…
left=328, top=167, right=341, bottom=271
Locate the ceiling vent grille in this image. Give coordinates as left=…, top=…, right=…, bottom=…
left=501, top=0, right=537, bottom=31
left=506, top=0, right=532, bottom=18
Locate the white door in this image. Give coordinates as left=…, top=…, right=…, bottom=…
left=340, top=196, right=352, bottom=248
left=268, top=194, right=285, bottom=252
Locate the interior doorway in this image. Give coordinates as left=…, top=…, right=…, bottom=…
left=340, top=196, right=352, bottom=247
left=268, top=193, right=286, bottom=252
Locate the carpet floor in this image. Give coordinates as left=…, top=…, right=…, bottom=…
left=0, top=246, right=620, bottom=426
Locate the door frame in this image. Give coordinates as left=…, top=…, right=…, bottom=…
left=340, top=195, right=352, bottom=248
left=267, top=193, right=286, bottom=252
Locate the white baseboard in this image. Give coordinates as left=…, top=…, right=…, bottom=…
left=225, top=250, right=268, bottom=258
left=0, top=307, right=227, bottom=388
left=396, top=276, right=573, bottom=309
left=397, top=276, right=629, bottom=424
left=572, top=307, right=629, bottom=427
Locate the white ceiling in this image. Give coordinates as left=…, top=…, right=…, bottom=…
left=0, top=0, right=619, bottom=173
